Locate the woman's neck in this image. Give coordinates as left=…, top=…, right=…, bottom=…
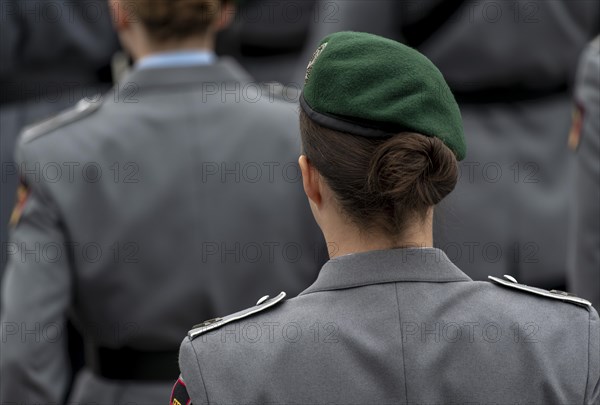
left=321, top=215, right=434, bottom=259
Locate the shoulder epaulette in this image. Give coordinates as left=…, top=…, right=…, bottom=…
left=260, top=82, right=300, bottom=103
left=21, top=97, right=103, bottom=143
left=188, top=292, right=286, bottom=340
left=489, top=275, right=592, bottom=308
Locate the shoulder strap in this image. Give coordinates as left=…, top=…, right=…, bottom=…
left=489, top=275, right=592, bottom=308
left=21, top=97, right=102, bottom=143
left=188, top=292, right=286, bottom=340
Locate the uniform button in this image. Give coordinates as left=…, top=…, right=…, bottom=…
left=193, top=317, right=222, bottom=329
left=256, top=295, right=270, bottom=305
left=550, top=289, right=573, bottom=297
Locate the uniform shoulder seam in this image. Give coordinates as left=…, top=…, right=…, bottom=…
left=584, top=309, right=592, bottom=402
left=187, top=338, right=211, bottom=404
left=583, top=308, right=600, bottom=403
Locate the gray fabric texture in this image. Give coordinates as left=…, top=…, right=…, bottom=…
left=180, top=248, right=600, bottom=404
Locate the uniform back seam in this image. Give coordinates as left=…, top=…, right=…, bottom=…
left=395, top=282, right=409, bottom=403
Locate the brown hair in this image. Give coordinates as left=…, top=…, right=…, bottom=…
left=299, top=110, right=458, bottom=237
left=125, top=0, right=227, bottom=42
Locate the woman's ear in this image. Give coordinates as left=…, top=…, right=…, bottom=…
left=215, top=1, right=236, bottom=31
left=299, top=155, right=322, bottom=207
left=109, top=0, right=130, bottom=31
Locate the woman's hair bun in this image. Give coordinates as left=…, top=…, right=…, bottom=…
left=367, top=134, right=458, bottom=211
left=299, top=110, right=459, bottom=237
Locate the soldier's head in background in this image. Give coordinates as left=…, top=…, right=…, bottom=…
left=297, top=32, right=466, bottom=254
left=108, top=0, right=235, bottom=60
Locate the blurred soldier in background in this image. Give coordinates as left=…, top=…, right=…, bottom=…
left=0, top=0, right=119, bottom=275
left=217, top=0, right=317, bottom=84
left=0, top=0, right=323, bottom=402
left=298, top=0, right=599, bottom=288
left=568, top=37, right=600, bottom=308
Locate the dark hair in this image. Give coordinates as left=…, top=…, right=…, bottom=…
left=299, top=110, right=458, bottom=237
left=127, top=0, right=227, bottom=42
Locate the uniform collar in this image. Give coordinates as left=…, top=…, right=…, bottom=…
left=116, top=57, right=252, bottom=93
left=300, top=248, right=471, bottom=295
left=135, top=50, right=216, bottom=70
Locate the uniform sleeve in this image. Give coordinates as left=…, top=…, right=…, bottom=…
left=569, top=39, right=600, bottom=309
left=586, top=306, right=600, bottom=404
left=179, top=338, right=209, bottom=405
left=0, top=143, right=72, bottom=402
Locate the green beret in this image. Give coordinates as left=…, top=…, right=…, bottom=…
left=300, top=31, right=466, bottom=160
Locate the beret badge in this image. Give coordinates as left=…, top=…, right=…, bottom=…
left=305, top=42, right=328, bottom=84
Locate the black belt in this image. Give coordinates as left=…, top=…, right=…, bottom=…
left=87, top=346, right=180, bottom=381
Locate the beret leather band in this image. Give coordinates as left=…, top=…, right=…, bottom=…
left=299, top=93, right=403, bottom=139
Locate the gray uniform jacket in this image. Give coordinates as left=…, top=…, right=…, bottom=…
left=296, top=0, right=600, bottom=288
left=0, top=0, right=119, bottom=273
left=179, top=248, right=600, bottom=404
left=0, top=58, right=323, bottom=403
left=568, top=37, right=600, bottom=309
